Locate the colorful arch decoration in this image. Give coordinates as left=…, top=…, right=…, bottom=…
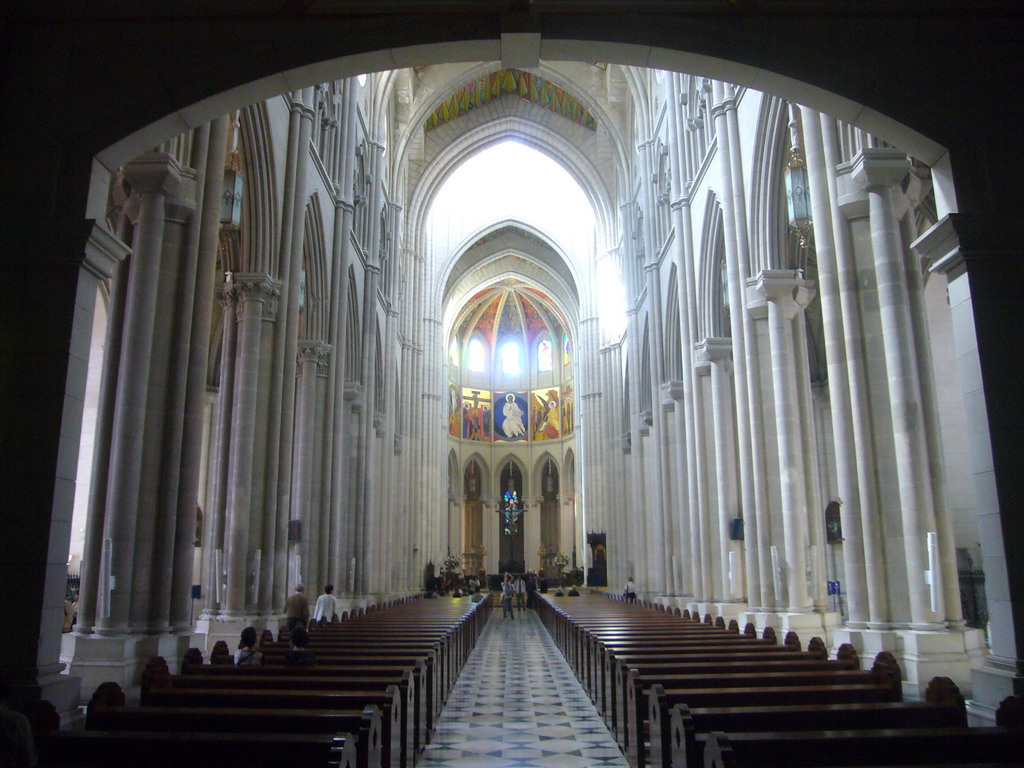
left=424, top=69, right=599, bottom=132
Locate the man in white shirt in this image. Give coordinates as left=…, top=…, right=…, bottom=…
left=313, top=584, right=339, bottom=624
left=624, top=577, right=637, bottom=603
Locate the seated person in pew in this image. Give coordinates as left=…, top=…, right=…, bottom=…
left=284, top=627, right=316, bottom=667
left=0, top=677, right=37, bottom=768
left=234, top=626, right=263, bottom=666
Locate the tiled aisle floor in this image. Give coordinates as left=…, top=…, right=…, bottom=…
left=419, top=608, right=629, bottom=768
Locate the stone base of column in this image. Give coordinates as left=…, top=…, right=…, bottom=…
left=712, top=602, right=748, bottom=623
left=968, top=664, right=1024, bottom=725
left=8, top=662, right=82, bottom=728
left=67, top=632, right=192, bottom=702
left=833, top=626, right=986, bottom=699
left=738, top=610, right=843, bottom=645
left=192, top=613, right=283, bottom=657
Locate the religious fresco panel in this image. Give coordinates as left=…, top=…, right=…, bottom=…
left=461, top=387, right=491, bottom=442
left=562, top=380, right=574, bottom=436
left=494, top=391, right=529, bottom=442
left=448, top=382, right=461, bottom=437
left=530, top=387, right=561, bottom=442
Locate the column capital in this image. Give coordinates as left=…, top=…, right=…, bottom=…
left=663, top=380, right=685, bottom=401
left=123, top=152, right=187, bottom=196
left=917, top=214, right=1019, bottom=278
left=297, top=339, right=331, bottom=376
left=748, top=269, right=816, bottom=316
left=849, top=148, right=911, bottom=192
left=228, top=272, right=282, bottom=320
left=83, top=222, right=130, bottom=280
left=695, top=336, right=733, bottom=364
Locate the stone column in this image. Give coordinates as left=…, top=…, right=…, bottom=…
left=800, top=108, right=870, bottom=627
left=0, top=221, right=126, bottom=715
left=171, top=115, right=230, bottom=632
left=200, top=286, right=237, bottom=615
left=917, top=214, right=1022, bottom=720
left=822, top=116, right=888, bottom=628
left=899, top=211, right=963, bottom=630
left=222, top=273, right=280, bottom=617
left=643, top=260, right=675, bottom=596
left=850, top=149, right=943, bottom=630
left=711, top=81, right=770, bottom=611
left=696, top=338, right=740, bottom=603
left=751, top=270, right=816, bottom=613
left=95, top=153, right=188, bottom=633
left=293, top=341, right=330, bottom=594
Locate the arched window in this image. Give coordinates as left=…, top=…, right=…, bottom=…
left=500, top=340, right=521, bottom=375
left=449, top=338, right=459, bottom=366
left=468, top=338, right=486, bottom=373
left=537, top=337, right=553, bottom=372
left=562, top=333, right=572, bottom=365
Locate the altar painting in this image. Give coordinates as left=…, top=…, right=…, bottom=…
left=494, top=391, right=528, bottom=442
left=448, top=382, right=461, bottom=437
left=561, top=380, right=574, bottom=436
left=461, top=387, right=491, bottom=441
left=530, top=387, right=561, bottom=442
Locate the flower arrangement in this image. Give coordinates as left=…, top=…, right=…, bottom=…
left=442, top=553, right=461, bottom=573
left=552, top=552, right=570, bottom=572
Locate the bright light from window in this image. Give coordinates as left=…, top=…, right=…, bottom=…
left=427, top=141, right=596, bottom=262
left=449, top=338, right=459, bottom=366
left=357, top=73, right=367, bottom=86
left=537, top=338, right=553, bottom=372
left=501, top=341, right=521, bottom=375
left=468, top=338, right=486, bottom=372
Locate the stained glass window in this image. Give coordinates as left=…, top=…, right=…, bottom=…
left=449, top=338, right=459, bottom=366
left=562, top=333, right=572, bottom=365
left=468, top=338, right=486, bottom=373
left=537, top=337, right=553, bottom=372
left=503, top=489, right=521, bottom=535
left=500, top=341, right=520, bottom=375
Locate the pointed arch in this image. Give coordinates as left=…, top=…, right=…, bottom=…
left=663, top=265, right=683, bottom=382
left=344, top=267, right=362, bottom=383
left=237, top=101, right=278, bottom=275
left=463, top=452, right=491, bottom=501
left=447, top=449, right=461, bottom=500
left=698, top=191, right=728, bottom=340
left=300, top=194, right=328, bottom=341
left=748, top=94, right=790, bottom=276
left=639, top=317, right=653, bottom=418
left=494, top=452, right=528, bottom=500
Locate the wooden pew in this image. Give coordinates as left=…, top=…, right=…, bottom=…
left=39, top=729, right=358, bottom=768
left=701, top=727, right=1024, bottom=768
left=601, top=644, right=839, bottom=735
left=177, top=659, right=428, bottom=756
left=626, top=652, right=902, bottom=768
left=603, top=654, right=851, bottom=744
left=148, top=664, right=415, bottom=768
left=145, top=687, right=398, bottom=768
left=86, top=681, right=384, bottom=768
left=660, top=679, right=969, bottom=768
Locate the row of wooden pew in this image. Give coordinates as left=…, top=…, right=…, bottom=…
left=535, top=593, right=1022, bottom=768
left=40, top=594, right=492, bottom=768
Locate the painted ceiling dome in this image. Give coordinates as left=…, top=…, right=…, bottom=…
left=451, top=278, right=569, bottom=352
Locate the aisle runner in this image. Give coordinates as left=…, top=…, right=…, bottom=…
left=420, top=609, right=629, bottom=768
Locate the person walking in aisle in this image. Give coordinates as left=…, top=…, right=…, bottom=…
left=313, top=584, right=339, bottom=625
left=284, top=584, right=309, bottom=631
left=514, top=574, right=526, bottom=611
left=501, top=573, right=515, bottom=619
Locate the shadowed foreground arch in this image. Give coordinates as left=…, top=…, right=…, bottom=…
left=0, top=0, right=1020, bottom=724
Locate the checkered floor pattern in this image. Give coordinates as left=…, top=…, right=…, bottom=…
left=418, top=608, right=629, bottom=767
